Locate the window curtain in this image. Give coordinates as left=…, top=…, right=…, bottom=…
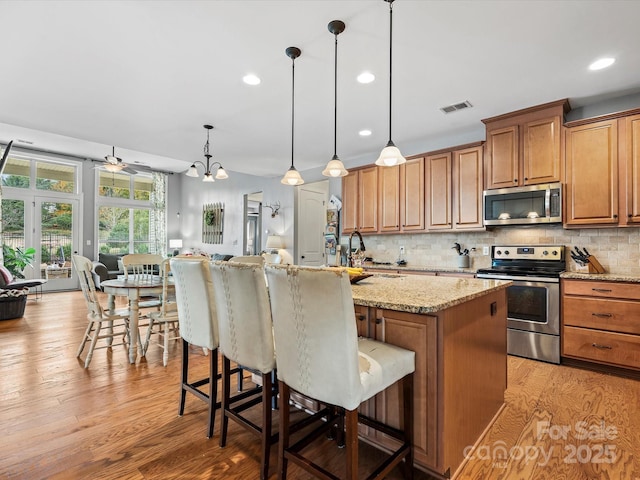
left=150, top=172, right=167, bottom=257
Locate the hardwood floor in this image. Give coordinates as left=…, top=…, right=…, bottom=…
left=1, top=291, right=638, bottom=479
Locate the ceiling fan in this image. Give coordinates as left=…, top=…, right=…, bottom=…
left=97, top=146, right=138, bottom=174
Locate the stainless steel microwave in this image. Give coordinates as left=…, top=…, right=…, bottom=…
left=483, top=182, right=562, bottom=226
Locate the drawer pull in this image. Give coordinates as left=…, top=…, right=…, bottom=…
left=592, top=288, right=612, bottom=293
left=591, top=313, right=613, bottom=318
left=357, top=315, right=366, bottom=322
left=591, top=343, right=613, bottom=350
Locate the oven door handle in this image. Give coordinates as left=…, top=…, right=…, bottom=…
left=476, top=273, right=559, bottom=283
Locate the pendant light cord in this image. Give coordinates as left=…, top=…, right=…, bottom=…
left=333, top=32, right=338, bottom=158
left=291, top=56, right=296, bottom=169
left=388, top=0, right=393, bottom=144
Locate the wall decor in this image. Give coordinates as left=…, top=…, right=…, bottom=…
left=203, top=202, right=224, bottom=244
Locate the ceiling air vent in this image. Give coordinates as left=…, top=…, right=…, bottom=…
left=440, top=100, right=473, bottom=114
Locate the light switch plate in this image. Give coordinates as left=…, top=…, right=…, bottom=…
left=399, top=246, right=405, bottom=254
left=483, top=246, right=490, bottom=255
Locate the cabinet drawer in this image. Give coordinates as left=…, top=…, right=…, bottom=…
left=563, top=297, right=640, bottom=334
left=563, top=280, right=640, bottom=300
left=563, top=326, right=640, bottom=369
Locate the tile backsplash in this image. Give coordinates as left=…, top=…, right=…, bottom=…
left=363, top=225, right=640, bottom=276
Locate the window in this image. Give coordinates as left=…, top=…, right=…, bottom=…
left=96, top=170, right=158, bottom=255
left=2, top=157, right=30, bottom=188
left=36, top=162, right=75, bottom=192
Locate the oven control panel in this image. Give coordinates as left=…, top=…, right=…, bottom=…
left=492, top=245, right=564, bottom=261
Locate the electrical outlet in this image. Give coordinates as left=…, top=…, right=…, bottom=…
left=399, top=246, right=405, bottom=254
left=483, top=246, right=490, bottom=255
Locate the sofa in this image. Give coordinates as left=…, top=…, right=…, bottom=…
left=92, top=253, right=124, bottom=290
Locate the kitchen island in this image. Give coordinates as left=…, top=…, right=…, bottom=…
left=351, top=274, right=510, bottom=479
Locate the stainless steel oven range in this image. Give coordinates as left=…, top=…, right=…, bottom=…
left=476, top=245, right=565, bottom=364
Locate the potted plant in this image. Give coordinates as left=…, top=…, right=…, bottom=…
left=2, top=245, right=36, bottom=279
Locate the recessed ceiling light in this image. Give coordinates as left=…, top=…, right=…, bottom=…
left=589, top=57, right=615, bottom=71
left=242, top=74, right=261, bottom=85
left=357, top=72, right=375, bottom=84
left=359, top=129, right=372, bottom=137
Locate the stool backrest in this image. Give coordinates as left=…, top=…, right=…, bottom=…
left=229, top=255, right=265, bottom=266
left=170, top=257, right=218, bottom=350
left=209, top=261, right=275, bottom=374
left=265, top=265, right=362, bottom=409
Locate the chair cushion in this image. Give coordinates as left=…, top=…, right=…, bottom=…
left=357, top=338, right=415, bottom=403
left=98, top=253, right=123, bottom=272
left=0, top=265, right=14, bottom=286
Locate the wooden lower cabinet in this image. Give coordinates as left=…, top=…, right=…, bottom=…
left=562, top=279, right=640, bottom=371
left=355, top=289, right=507, bottom=477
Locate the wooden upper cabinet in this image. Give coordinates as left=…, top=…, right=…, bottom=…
left=379, top=165, right=401, bottom=232
left=341, top=170, right=359, bottom=234
left=426, top=143, right=484, bottom=231
left=620, top=113, right=640, bottom=225
left=565, top=119, right=618, bottom=225
left=426, top=152, right=452, bottom=230
left=453, top=146, right=484, bottom=229
left=359, top=166, right=378, bottom=233
left=485, top=126, right=519, bottom=189
left=523, top=116, right=562, bottom=185
left=483, top=99, right=569, bottom=190
left=400, top=157, right=425, bottom=231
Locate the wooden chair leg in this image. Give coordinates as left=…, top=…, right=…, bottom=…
left=345, top=409, right=358, bottom=480
left=162, top=322, right=170, bottom=366
left=278, top=380, right=290, bottom=480
left=143, top=318, right=155, bottom=356
left=179, top=339, right=188, bottom=416
left=84, top=322, right=102, bottom=368
left=261, top=372, right=273, bottom=480
left=402, top=373, right=414, bottom=480
left=77, top=322, right=92, bottom=357
left=207, top=347, right=218, bottom=439
left=220, top=356, right=231, bottom=447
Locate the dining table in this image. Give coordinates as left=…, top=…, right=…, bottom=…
left=101, top=275, right=174, bottom=364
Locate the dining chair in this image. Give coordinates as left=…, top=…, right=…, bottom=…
left=72, top=254, right=135, bottom=368
left=143, top=258, right=180, bottom=366
left=121, top=253, right=164, bottom=309
left=209, top=260, right=277, bottom=480
left=265, top=264, right=416, bottom=480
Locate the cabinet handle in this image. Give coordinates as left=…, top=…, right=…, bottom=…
left=513, top=179, right=518, bottom=183
left=591, top=343, right=613, bottom=350
left=592, top=313, right=613, bottom=318
left=629, top=214, right=633, bottom=218
left=613, top=214, right=618, bottom=219
left=524, top=177, right=528, bottom=181
left=357, top=314, right=366, bottom=321
left=592, top=288, right=612, bottom=293
left=375, top=317, right=382, bottom=325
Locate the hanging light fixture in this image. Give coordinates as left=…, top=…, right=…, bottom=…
left=281, top=46, right=304, bottom=186
left=185, top=125, right=229, bottom=182
left=375, top=0, right=406, bottom=167
left=322, top=20, right=348, bottom=178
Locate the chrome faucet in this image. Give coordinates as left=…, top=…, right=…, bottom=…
left=348, top=230, right=366, bottom=267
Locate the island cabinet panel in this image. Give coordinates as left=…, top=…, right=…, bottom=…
left=372, top=309, right=438, bottom=470
left=354, top=287, right=507, bottom=477
left=562, top=279, right=640, bottom=371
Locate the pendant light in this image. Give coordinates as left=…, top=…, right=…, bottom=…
left=375, top=0, right=406, bottom=167
left=281, top=46, right=305, bottom=186
left=322, top=20, right=348, bottom=178
left=186, top=125, right=229, bottom=182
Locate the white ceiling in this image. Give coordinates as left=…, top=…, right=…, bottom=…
left=1, top=0, right=640, bottom=177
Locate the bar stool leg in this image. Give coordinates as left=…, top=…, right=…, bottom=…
left=345, top=409, right=358, bottom=480
left=179, top=339, right=188, bottom=416
left=220, top=357, right=231, bottom=447
left=261, top=371, right=273, bottom=480
left=402, top=373, right=414, bottom=480
left=278, top=380, right=290, bottom=480
left=207, top=348, right=218, bottom=439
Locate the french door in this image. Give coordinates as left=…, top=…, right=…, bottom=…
left=2, top=193, right=80, bottom=291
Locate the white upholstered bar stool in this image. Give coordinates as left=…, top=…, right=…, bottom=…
left=228, top=255, right=265, bottom=265
left=209, top=261, right=277, bottom=480
left=170, top=256, right=220, bottom=438
left=265, top=265, right=415, bottom=480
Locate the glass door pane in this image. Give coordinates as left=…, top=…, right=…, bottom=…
left=36, top=197, right=79, bottom=291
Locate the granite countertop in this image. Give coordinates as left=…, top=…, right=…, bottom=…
left=561, top=272, right=640, bottom=283
left=351, top=274, right=510, bottom=314
left=362, top=263, right=477, bottom=275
